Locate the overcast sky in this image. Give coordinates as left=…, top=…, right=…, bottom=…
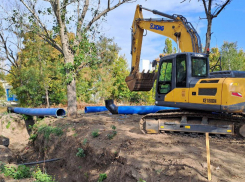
left=99, top=0, right=245, bottom=68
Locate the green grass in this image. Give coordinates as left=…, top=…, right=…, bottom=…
left=107, top=125, right=117, bottom=140
left=98, top=173, right=107, bottom=182
left=91, top=130, right=99, bottom=138
left=37, top=125, right=63, bottom=139
left=76, top=148, right=86, bottom=157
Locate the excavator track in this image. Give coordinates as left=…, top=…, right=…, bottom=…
left=140, top=110, right=245, bottom=138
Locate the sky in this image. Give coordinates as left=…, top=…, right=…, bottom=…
left=1, top=0, right=244, bottom=71
left=99, top=0, right=245, bottom=68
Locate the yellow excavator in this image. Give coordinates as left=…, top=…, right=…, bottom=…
left=126, top=5, right=245, bottom=137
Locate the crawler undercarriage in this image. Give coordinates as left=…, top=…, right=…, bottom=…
left=140, top=110, right=245, bottom=137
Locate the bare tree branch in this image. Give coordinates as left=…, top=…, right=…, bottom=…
left=20, top=0, right=63, bottom=55
left=77, top=0, right=90, bottom=37
left=213, top=0, right=231, bottom=17
left=39, top=34, right=63, bottom=54
left=85, top=0, right=130, bottom=31
left=202, top=0, right=208, bottom=16
left=20, top=0, right=49, bottom=36
left=0, top=32, right=18, bottom=68
left=0, top=67, right=15, bottom=76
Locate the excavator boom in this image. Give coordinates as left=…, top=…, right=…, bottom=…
left=126, top=5, right=202, bottom=91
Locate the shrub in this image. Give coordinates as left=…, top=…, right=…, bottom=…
left=91, top=130, right=99, bottom=138
left=32, top=167, right=55, bottom=182
left=2, top=165, right=31, bottom=179
left=98, top=173, right=107, bottom=182
left=37, top=125, right=63, bottom=139
left=76, top=148, right=86, bottom=157
left=107, top=125, right=117, bottom=140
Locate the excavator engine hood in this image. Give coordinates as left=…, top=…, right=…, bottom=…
left=125, top=71, right=157, bottom=91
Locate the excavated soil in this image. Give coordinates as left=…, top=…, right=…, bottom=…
left=1, top=110, right=245, bottom=182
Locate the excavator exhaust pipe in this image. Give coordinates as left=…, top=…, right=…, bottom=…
left=125, top=71, right=157, bottom=91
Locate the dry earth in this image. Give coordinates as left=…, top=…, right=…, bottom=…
left=1, top=108, right=245, bottom=182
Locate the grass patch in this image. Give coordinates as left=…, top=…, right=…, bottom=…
left=37, top=125, right=63, bottom=139
left=21, top=114, right=33, bottom=120
left=29, top=133, right=38, bottom=141
left=76, top=148, right=86, bottom=158
left=107, top=125, right=117, bottom=140
left=98, top=173, right=107, bottom=182
left=6, top=121, right=11, bottom=129
left=91, top=130, right=99, bottom=138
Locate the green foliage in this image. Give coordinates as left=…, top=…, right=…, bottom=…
left=91, top=130, right=99, bottom=138
left=107, top=125, right=117, bottom=140
left=21, top=114, right=33, bottom=120
left=0, top=165, right=55, bottom=181
left=76, top=36, right=155, bottom=104
left=220, top=42, right=245, bottom=71
left=2, top=165, right=31, bottom=179
left=111, top=125, right=116, bottom=130
left=83, top=138, right=88, bottom=145
left=0, top=162, right=5, bottom=172
left=29, top=133, right=38, bottom=141
left=6, top=32, right=66, bottom=107
left=76, top=148, right=86, bottom=157
left=138, top=179, right=146, bottom=182
left=0, top=82, right=5, bottom=98
left=6, top=121, right=11, bottom=129
left=98, top=173, right=107, bottom=182
left=37, top=125, right=63, bottom=139
left=209, top=47, right=221, bottom=72
left=32, top=167, right=55, bottom=182
left=163, top=38, right=174, bottom=54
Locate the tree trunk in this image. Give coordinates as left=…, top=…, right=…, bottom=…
left=66, top=54, right=77, bottom=117
left=204, top=18, right=212, bottom=53
left=45, top=87, right=50, bottom=108
left=58, top=12, right=77, bottom=117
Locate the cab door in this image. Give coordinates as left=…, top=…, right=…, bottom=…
left=156, top=58, right=174, bottom=102
left=173, top=54, right=188, bottom=103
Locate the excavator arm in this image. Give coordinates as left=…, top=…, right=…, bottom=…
left=126, top=5, right=202, bottom=91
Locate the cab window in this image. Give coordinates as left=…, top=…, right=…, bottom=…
left=192, top=57, right=207, bottom=77
left=158, top=59, right=172, bottom=94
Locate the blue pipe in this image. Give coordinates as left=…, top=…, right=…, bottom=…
left=117, top=105, right=178, bottom=115
left=84, top=106, right=108, bottom=113
left=8, top=107, right=66, bottom=117
left=103, top=99, right=179, bottom=115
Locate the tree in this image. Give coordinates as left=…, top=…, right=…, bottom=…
left=181, top=0, right=232, bottom=53
left=6, top=0, right=137, bottom=116
left=163, top=38, right=177, bottom=54
left=209, top=47, right=221, bottom=72
left=6, top=31, right=66, bottom=107
left=220, top=42, right=245, bottom=71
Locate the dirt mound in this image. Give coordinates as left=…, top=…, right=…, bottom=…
left=17, top=112, right=245, bottom=182
left=0, top=113, right=30, bottom=153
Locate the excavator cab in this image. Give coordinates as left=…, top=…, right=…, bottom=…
left=155, top=52, right=209, bottom=104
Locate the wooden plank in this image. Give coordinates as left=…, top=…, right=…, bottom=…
left=206, top=132, right=211, bottom=181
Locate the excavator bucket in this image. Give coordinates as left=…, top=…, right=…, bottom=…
left=125, top=71, right=157, bottom=91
